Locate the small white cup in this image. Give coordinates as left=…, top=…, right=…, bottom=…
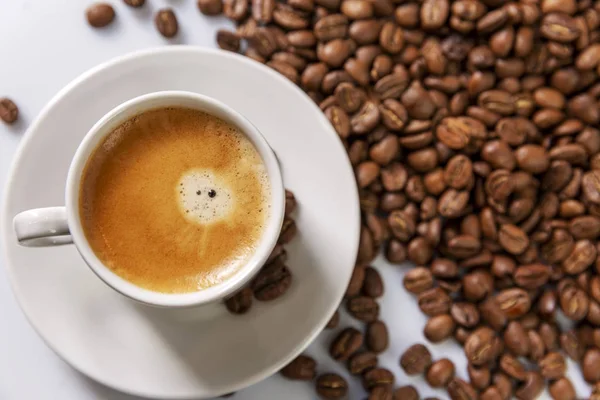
left=13, top=91, right=285, bottom=308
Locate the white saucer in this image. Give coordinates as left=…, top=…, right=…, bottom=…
left=1, top=47, right=360, bottom=399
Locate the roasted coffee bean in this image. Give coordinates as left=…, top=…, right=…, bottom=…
left=251, top=260, right=292, bottom=301
left=447, top=378, right=477, bottom=400
left=363, top=266, right=384, bottom=298
left=515, top=371, right=544, bottom=400
left=400, top=343, right=432, bottom=375
left=278, top=218, right=297, bottom=244
left=363, top=367, right=394, bottom=390
left=330, top=327, right=363, bottom=361
left=403, top=267, right=433, bottom=294
left=216, top=30, right=241, bottom=52
left=464, top=327, right=501, bottom=366
left=155, top=9, right=178, bottom=38
left=549, top=378, right=577, bottom=400
left=86, top=3, right=115, bottom=28
left=426, top=358, right=455, bottom=388
left=348, top=351, right=377, bottom=375
left=280, top=355, right=316, bottom=380
left=198, top=0, right=223, bottom=15
left=584, top=348, right=600, bottom=383
left=369, top=385, right=393, bottom=400
left=560, top=330, right=584, bottom=361
left=316, top=373, right=348, bottom=399
left=424, top=314, right=455, bottom=343
left=394, top=386, right=418, bottom=400
left=366, top=320, right=388, bottom=353
left=504, top=321, right=530, bottom=357
left=347, top=296, right=379, bottom=321
left=500, top=353, right=527, bottom=381
left=450, top=302, right=479, bottom=328
left=514, top=263, right=550, bottom=289
left=418, top=287, right=451, bottom=316
left=538, top=351, right=566, bottom=380
left=346, top=266, right=366, bottom=297
left=467, top=364, right=490, bottom=391
left=496, top=288, right=531, bottom=318
left=225, top=287, right=253, bottom=314
left=124, top=0, right=145, bottom=7
left=0, top=98, right=18, bottom=124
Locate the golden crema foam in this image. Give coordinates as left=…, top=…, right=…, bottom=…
left=79, top=107, right=271, bottom=293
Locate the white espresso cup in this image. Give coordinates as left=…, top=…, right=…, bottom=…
left=12, top=91, right=285, bottom=308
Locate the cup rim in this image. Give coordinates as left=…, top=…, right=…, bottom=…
left=65, top=91, right=285, bottom=308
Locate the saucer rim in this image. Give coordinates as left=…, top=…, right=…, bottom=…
left=1, top=46, right=360, bottom=399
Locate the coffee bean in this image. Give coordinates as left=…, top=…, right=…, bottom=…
left=403, top=267, right=433, bottom=294
left=124, top=0, right=145, bottom=7
left=251, top=261, right=292, bottom=301
left=426, top=358, right=454, bottom=388
left=515, top=371, right=544, bottom=400
left=467, top=364, right=490, bottom=390
left=528, top=330, right=548, bottom=363
left=393, top=386, right=419, bottom=400
left=198, top=0, right=223, bottom=15
left=424, top=314, right=455, bottom=343
left=348, top=351, right=377, bottom=375
left=498, top=224, right=529, bottom=255
left=549, top=378, right=577, bottom=400
left=450, top=302, right=480, bottom=328
left=363, top=266, right=384, bottom=298
left=504, top=321, right=530, bottom=357
left=316, top=373, right=348, bottom=399
left=418, top=287, right=451, bottom=316
left=400, top=343, right=432, bottom=375
left=447, top=378, right=477, bottom=400
left=514, top=263, right=550, bottom=289
left=330, top=327, right=363, bottom=361
left=347, top=296, right=379, bottom=321
left=538, top=351, right=566, bottom=380
left=346, top=266, right=365, bottom=297
left=0, top=98, right=18, bottom=124
left=155, top=9, right=178, bottom=38
left=225, top=287, right=253, bottom=314
left=216, top=30, right=241, bottom=52
left=500, top=353, right=528, bottom=381
left=278, top=218, right=297, bottom=244
left=464, top=327, right=501, bottom=366
left=366, top=320, right=388, bottom=353
left=280, top=355, right=316, bottom=380
left=584, top=348, right=600, bottom=383
left=86, top=3, right=115, bottom=28
left=363, top=367, right=394, bottom=390
left=368, top=385, right=393, bottom=400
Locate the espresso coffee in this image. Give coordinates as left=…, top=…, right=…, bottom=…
left=80, top=107, right=271, bottom=293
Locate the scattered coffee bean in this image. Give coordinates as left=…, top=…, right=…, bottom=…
left=86, top=3, right=115, bottom=28
left=393, top=386, right=419, bottom=400
left=425, top=358, right=455, bottom=388
left=124, top=0, right=145, bottom=7
left=316, top=373, right=348, bottom=399
left=325, top=310, right=340, bottom=329
left=155, top=9, right=178, bottom=38
left=251, top=260, right=292, bottom=301
left=348, top=351, right=377, bottom=375
left=366, top=320, right=388, bottom=353
left=198, top=0, right=224, bottom=15
left=280, top=355, right=316, bottom=380
left=216, top=30, right=241, bottom=52
left=330, top=327, right=363, bottom=361
left=362, top=367, right=394, bottom=390
left=347, top=295, right=379, bottom=321
left=363, top=266, right=384, bottom=298
left=0, top=98, right=18, bottom=124
left=225, top=287, right=253, bottom=314
left=400, top=343, right=432, bottom=375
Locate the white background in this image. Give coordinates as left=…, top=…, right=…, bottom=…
left=0, top=1, right=592, bottom=399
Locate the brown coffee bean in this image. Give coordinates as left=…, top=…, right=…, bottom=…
left=368, top=385, right=393, bottom=400
left=314, top=14, right=348, bottom=41
left=216, top=30, right=241, bottom=52
left=351, top=101, right=381, bottom=134
left=418, top=287, right=451, bottom=316
left=426, top=358, right=455, bottom=388
left=424, top=314, right=455, bottom=343
left=225, top=287, right=253, bottom=314
left=467, top=364, right=490, bottom=390
left=347, top=296, right=379, bottom=321
left=514, top=263, right=550, bottom=289
left=464, top=327, right=501, bottom=366
left=316, top=373, right=348, bottom=399
left=450, top=302, right=479, bottom=328
left=330, top=327, right=363, bottom=361
left=394, top=386, right=418, bottom=400
left=541, top=13, right=581, bottom=43
left=504, top=321, right=530, bottom=357
left=496, top=288, right=531, bottom=318
left=279, top=218, right=297, bottom=244
left=584, top=348, right=600, bottom=383
left=198, top=0, right=223, bottom=15
left=366, top=320, right=388, bottom=353
left=400, top=344, right=432, bottom=375
left=560, top=285, right=589, bottom=321
left=403, top=267, right=433, bottom=294
left=499, top=353, right=527, bottom=381
left=252, top=261, right=292, bottom=301
left=498, top=224, right=529, bottom=255
left=124, top=0, right=145, bottom=7
left=538, top=352, right=566, bottom=380
left=560, top=330, right=584, bottom=361
left=154, top=9, right=178, bottom=38
left=386, top=239, right=407, bottom=264
left=86, top=3, right=115, bottom=28
left=0, top=98, right=18, bottom=124
left=280, top=355, right=316, bottom=380
left=362, top=368, right=394, bottom=391
left=447, top=378, right=477, bottom=400
left=348, top=351, right=377, bottom=375
left=318, top=39, right=352, bottom=68
left=346, top=266, right=366, bottom=297
left=325, top=106, right=350, bottom=139
left=362, top=266, right=384, bottom=298
left=444, top=155, right=473, bottom=189
left=515, top=371, right=544, bottom=400
left=563, top=239, right=596, bottom=274
left=549, top=378, right=577, bottom=400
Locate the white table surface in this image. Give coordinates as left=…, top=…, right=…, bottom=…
left=0, top=1, right=592, bottom=400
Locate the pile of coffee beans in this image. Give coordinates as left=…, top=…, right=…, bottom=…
left=225, top=189, right=297, bottom=314
left=198, top=0, right=600, bottom=398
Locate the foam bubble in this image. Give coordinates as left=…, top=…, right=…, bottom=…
left=177, top=169, right=233, bottom=224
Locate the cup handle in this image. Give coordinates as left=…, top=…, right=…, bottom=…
left=13, top=207, right=73, bottom=246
